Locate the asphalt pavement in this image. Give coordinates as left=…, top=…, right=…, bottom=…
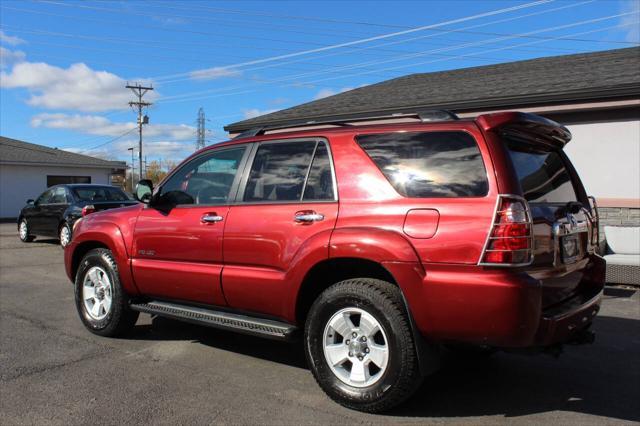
left=1, top=222, right=638, bottom=425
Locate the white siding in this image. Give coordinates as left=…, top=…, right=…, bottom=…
left=564, top=119, right=640, bottom=200
left=0, top=164, right=111, bottom=218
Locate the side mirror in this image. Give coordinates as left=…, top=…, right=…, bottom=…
left=26, top=199, right=34, bottom=205
left=135, top=179, right=153, bottom=203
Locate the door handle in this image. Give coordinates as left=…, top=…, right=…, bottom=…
left=294, top=211, right=324, bottom=223
left=201, top=214, right=223, bottom=223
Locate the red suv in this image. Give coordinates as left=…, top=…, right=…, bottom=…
left=65, top=111, right=605, bottom=412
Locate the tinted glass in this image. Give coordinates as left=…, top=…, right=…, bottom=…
left=73, top=186, right=129, bottom=202
left=303, top=143, right=335, bottom=201
left=356, top=131, right=489, bottom=198
left=36, top=189, right=53, bottom=205
left=505, top=138, right=577, bottom=203
left=51, top=187, right=68, bottom=204
left=244, top=141, right=317, bottom=202
left=161, top=147, right=246, bottom=205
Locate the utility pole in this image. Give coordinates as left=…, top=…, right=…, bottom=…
left=127, top=147, right=134, bottom=191
left=126, top=83, right=153, bottom=184
left=196, top=107, right=206, bottom=151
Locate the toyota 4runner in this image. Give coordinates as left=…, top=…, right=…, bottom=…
left=65, top=111, right=605, bottom=413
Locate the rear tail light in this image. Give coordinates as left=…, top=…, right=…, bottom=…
left=82, top=205, right=96, bottom=217
left=480, top=195, right=533, bottom=266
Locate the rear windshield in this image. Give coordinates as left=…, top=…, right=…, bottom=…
left=73, top=186, right=129, bottom=202
left=504, top=138, right=577, bottom=203
left=356, top=131, right=489, bottom=198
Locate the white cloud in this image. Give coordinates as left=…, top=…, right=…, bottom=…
left=1, top=61, right=156, bottom=112
left=314, top=86, right=354, bottom=100
left=31, top=113, right=195, bottom=141
left=68, top=139, right=192, bottom=160
left=189, top=67, right=242, bottom=81
left=243, top=108, right=278, bottom=119
left=0, top=30, right=25, bottom=46
left=621, top=0, right=640, bottom=42
left=0, top=46, right=26, bottom=69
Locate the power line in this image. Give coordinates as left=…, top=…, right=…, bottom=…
left=156, top=13, right=635, bottom=103
left=148, top=0, right=609, bottom=84
left=144, top=0, right=555, bottom=82
left=78, top=127, right=137, bottom=153
left=156, top=20, right=638, bottom=107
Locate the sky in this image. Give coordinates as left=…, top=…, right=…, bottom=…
left=0, top=0, right=638, bottom=167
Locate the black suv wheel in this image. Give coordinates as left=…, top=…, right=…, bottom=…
left=305, top=278, right=424, bottom=413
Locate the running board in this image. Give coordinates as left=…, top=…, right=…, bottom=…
left=130, top=301, right=298, bottom=341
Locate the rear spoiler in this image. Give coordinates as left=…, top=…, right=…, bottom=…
left=476, top=112, right=571, bottom=148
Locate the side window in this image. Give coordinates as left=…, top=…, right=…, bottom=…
left=161, top=146, right=246, bottom=205
left=303, top=143, right=335, bottom=201
left=244, top=141, right=317, bottom=202
left=51, top=187, right=67, bottom=204
left=356, top=131, right=489, bottom=198
left=36, top=189, right=53, bottom=205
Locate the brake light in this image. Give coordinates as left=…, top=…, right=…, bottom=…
left=480, top=195, right=533, bottom=266
left=82, top=205, right=96, bottom=216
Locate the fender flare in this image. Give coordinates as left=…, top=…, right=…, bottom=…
left=70, top=221, right=139, bottom=294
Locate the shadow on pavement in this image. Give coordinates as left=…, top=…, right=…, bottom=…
left=128, top=314, right=639, bottom=422
left=129, top=316, right=308, bottom=369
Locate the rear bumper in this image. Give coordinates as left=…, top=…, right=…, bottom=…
left=535, top=285, right=602, bottom=346
left=383, top=254, right=606, bottom=348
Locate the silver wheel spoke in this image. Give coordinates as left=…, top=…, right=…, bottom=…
left=324, top=343, right=350, bottom=366
left=102, top=296, right=112, bottom=315
left=349, top=360, right=369, bottom=383
left=330, top=313, right=355, bottom=338
left=91, top=301, right=102, bottom=317
left=358, top=313, right=380, bottom=337
left=367, top=343, right=388, bottom=368
left=83, top=284, right=96, bottom=300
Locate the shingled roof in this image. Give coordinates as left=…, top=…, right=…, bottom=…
left=0, top=136, right=126, bottom=169
left=225, top=47, right=640, bottom=133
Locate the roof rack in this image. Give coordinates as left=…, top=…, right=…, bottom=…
left=232, top=109, right=459, bottom=139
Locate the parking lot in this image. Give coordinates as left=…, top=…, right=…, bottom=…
left=0, top=222, right=638, bottom=425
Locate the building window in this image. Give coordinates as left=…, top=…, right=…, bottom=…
left=47, top=176, right=91, bottom=187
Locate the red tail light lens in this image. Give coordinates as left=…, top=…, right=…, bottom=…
left=480, top=196, right=533, bottom=266
left=82, top=205, right=96, bottom=217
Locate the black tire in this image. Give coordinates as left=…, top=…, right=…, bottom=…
left=74, top=248, right=139, bottom=337
left=18, top=218, right=35, bottom=242
left=304, top=278, right=424, bottom=413
left=59, top=222, right=72, bottom=248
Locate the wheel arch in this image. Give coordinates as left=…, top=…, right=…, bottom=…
left=294, top=257, right=398, bottom=326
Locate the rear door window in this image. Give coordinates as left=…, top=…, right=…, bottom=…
left=356, top=131, right=489, bottom=198
left=504, top=138, right=577, bottom=203
left=243, top=141, right=317, bottom=202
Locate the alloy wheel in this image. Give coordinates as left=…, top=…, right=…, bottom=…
left=82, top=266, right=113, bottom=321
left=322, top=307, right=389, bottom=388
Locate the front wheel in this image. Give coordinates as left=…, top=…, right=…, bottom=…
left=304, top=278, right=424, bottom=413
left=74, top=248, right=138, bottom=337
left=18, top=219, right=35, bottom=242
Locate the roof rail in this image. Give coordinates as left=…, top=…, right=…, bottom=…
left=232, top=109, right=459, bottom=139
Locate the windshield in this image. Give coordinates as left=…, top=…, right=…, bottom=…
left=73, top=186, right=129, bottom=202
left=504, top=137, right=577, bottom=203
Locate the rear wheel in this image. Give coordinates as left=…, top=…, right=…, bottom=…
left=59, top=222, right=72, bottom=248
left=305, top=278, right=424, bottom=413
left=74, top=248, right=138, bottom=337
left=18, top=219, right=35, bottom=242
